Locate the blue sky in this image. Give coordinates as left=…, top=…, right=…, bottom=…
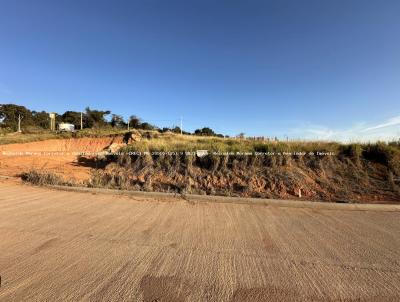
left=0, top=0, right=399, bottom=141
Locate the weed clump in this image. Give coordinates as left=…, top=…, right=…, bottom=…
left=363, top=143, right=400, bottom=175
left=21, top=170, right=71, bottom=186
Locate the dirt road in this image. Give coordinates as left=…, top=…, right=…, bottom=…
left=0, top=181, right=399, bottom=301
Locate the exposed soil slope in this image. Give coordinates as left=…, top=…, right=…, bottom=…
left=93, top=152, right=400, bottom=203
left=0, top=136, right=123, bottom=180
left=1, top=136, right=399, bottom=202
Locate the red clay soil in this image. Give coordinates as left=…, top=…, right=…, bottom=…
left=0, top=137, right=123, bottom=181
left=95, top=154, right=400, bottom=203
left=1, top=137, right=399, bottom=203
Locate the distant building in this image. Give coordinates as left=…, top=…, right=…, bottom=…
left=58, top=123, right=75, bottom=132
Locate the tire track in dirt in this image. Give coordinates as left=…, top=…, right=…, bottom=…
left=0, top=182, right=399, bottom=301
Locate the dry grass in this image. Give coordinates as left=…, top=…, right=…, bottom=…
left=0, top=132, right=63, bottom=145
left=5, top=129, right=400, bottom=202
left=20, top=170, right=75, bottom=186
left=90, top=134, right=400, bottom=202
left=121, top=132, right=344, bottom=154
left=122, top=132, right=400, bottom=164
left=0, top=128, right=127, bottom=145
left=2, top=127, right=399, bottom=159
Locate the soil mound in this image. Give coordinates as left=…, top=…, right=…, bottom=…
left=90, top=152, right=400, bottom=203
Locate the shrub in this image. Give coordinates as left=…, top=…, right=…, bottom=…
left=362, top=143, right=400, bottom=174
left=339, top=144, right=362, bottom=161
left=0, top=127, right=12, bottom=135
left=362, top=143, right=394, bottom=165
left=21, top=170, right=68, bottom=186
left=253, top=143, right=270, bottom=153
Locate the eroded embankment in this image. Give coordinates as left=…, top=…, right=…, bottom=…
left=0, top=136, right=124, bottom=180
left=3, top=135, right=400, bottom=203
left=90, top=152, right=400, bottom=203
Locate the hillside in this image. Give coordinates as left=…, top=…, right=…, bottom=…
left=2, top=130, right=398, bottom=203
left=91, top=133, right=400, bottom=203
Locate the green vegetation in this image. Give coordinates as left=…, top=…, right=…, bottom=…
left=0, top=104, right=159, bottom=132
left=1, top=103, right=235, bottom=138
left=193, top=127, right=224, bottom=137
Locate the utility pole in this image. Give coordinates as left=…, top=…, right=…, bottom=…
left=80, top=112, right=83, bottom=130
left=17, top=114, right=22, bottom=133
left=127, top=120, right=130, bottom=131
left=180, top=116, right=183, bottom=135
left=49, top=113, right=56, bottom=131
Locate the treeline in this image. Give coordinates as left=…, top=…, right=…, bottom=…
left=0, top=104, right=226, bottom=137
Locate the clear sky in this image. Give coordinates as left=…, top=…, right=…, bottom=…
left=0, top=0, right=399, bottom=141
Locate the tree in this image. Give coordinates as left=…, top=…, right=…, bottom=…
left=237, top=133, right=245, bottom=139
left=160, top=127, right=171, bottom=133
left=0, top=104, right=34, bottom=131
left=139, top=122, right=155, bottom=130
left=32, top=111, right=50, bottom=129
left=111, top=114, right=126, bottom=128
left=194, top=127, right=216, bottom=136
left=171, top=126, right=181, bottom=134
left=85, top=107, right=110, bottom=128
left=61, top=111, right=82, bottom=128
left=128, top=115, right=141, bottom=129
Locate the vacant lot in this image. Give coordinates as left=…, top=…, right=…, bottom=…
left=0, top=181, right=399, bottom=301
left=1, top=134, right=400, bottom=202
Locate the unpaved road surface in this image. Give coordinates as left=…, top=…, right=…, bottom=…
left=0, top=181, right=399, bottom=301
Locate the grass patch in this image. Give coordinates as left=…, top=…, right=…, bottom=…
left=0, top=132, right=62, bottom=145
left=0, top=128, right=128, bottom=145
left=121, top=134, right=349, bottom=154
left=20, top=170, right=73, bottom=186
